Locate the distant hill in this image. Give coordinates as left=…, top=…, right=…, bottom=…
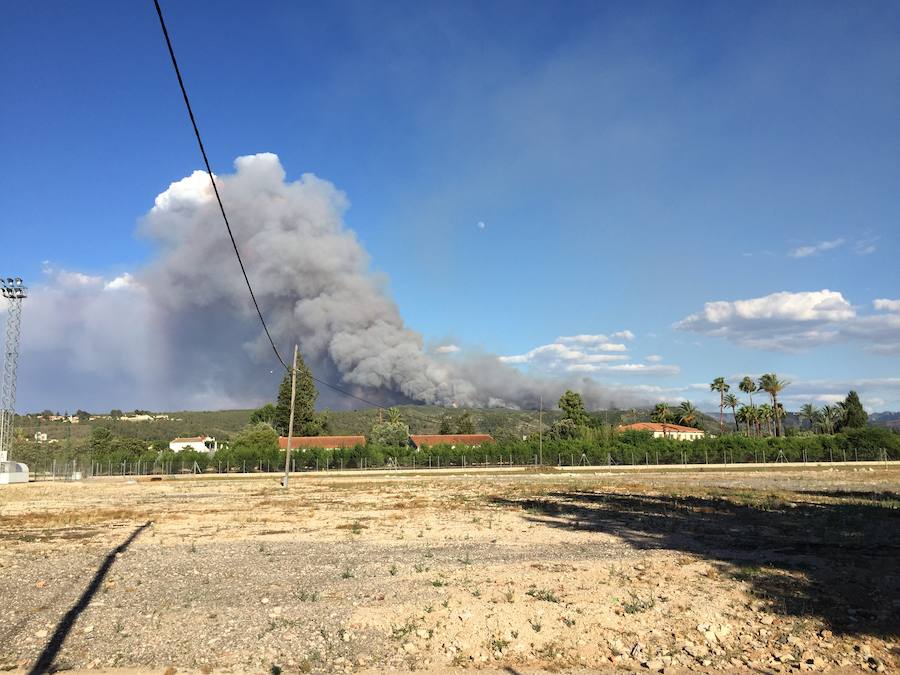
left=15, top=405, right=691, bottom=443
left=870, top=411, right=900, bottom=430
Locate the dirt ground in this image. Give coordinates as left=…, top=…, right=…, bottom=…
left=0, top=465, right=897, bottom=674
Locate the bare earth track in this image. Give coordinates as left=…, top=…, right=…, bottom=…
left=0, top=466, right=897, bottom=674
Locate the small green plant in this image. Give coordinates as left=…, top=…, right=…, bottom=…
left=622, top=592, right=655, bottom=614
left=414, top=563, right=427, bottom=573
left=341, top=568, right=355, bottom=579
left=189, top=541, right=197, bottom=554
left=424, top=604, right=434, bottom=613
left=441, top=599, right=450, bottom=608
left=297, top=589, right=319, bottom=602
left=423, top=551, right=434, bottom=559
left=561, top=616, right=576, bottom=627
left=489, top=635, right=510, bottom=653
left=431, top=579, right=445, bottom=587
left=471, top=588, right=481, bottom=598
left=504, top=588, right=514, bottom=603
left=391, top=618, right=418, bottom=640
left=460, top=553, right=472, bottom=565
left=389, top=563, right=398, bottom=576
left=529, top=618, right=542, bottom=632
left=525, top=587, right=560, bottom=603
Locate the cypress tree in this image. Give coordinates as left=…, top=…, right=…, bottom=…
left=840, top=390, right=868, bottom=430
left=274, top=349, right=323, bottom=436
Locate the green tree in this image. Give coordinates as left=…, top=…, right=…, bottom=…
left=370, top=420, right=410, bottom=447
left=386, top=407, right=403, bottom=424
left=739, top=376, right=757, bottom=408
left=249, top=403, right=277, bottom=427
left=758, top=373, right=788, bottom=437
left=736, top=405, right=751, bottom=435
left=709, top=377, right=730, bottom=433
left=548, top=418, right=577, bottom=440
left=678, top=401, right=699, bottom=427
left=822, top=404, right=843, bottom=434
left=455, top=411, right=475, bottom=434
left=558, top=390, right=588, bottom=427
left=838, top=390, right=868, bottom=430
left=76, top=409, right=91, bottom=423
left=90, top=426, right=114, bottom=454
left=799, top=403, right=819, bottom=431
left=231, top=423, right=279, bottom=453
left=757, top=403, right=774, bottom=436
left=274, top=350, right=323, bottom=436
left=110, top=409, right=123, bottom=419
left=439, top=414, right=453, bottom=435
left=723, top=393, right=740, bottom=432
left=651, top=402, right=672, bottom=425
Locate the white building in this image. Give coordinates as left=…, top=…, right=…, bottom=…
left=34, top=431, right=48, bottom=443
left=0, top=451, right=29, bottom=484
left=617, top=422, right=706, bottom=441
left=169, top=435, right=218, bottom=453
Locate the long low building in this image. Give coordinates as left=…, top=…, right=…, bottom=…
left=278, top=435, right=366, bottom=450
left=170, top=435, right=218, bottom=453
left=617, top=422, right=706, bottom=441
left=409, top=434, right=495, bottom=449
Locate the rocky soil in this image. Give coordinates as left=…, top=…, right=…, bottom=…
left=0, top=466, right=897, bottom=673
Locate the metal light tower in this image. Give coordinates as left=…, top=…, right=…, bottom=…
left=0, top=277, right=27, bottom=462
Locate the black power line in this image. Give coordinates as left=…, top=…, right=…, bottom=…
left=152, top=0, right=288, bottom=371
left=151, top=1, right=449, bottom=430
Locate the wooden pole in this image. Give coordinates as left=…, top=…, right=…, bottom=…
left=282, top=344, right=298, bottom=488
left=539, top=395, right=543, bottom=466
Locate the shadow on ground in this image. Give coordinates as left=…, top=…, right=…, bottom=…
left=491, top=490, right=899, bottom=638
left=29, top=521, right=153, bottom=675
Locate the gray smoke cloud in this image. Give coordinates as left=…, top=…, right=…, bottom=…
left=16, top=154, right=649, bottom=412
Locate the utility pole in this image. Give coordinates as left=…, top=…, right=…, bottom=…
left=538, top=395, right=543, bottom=466
left=282, top=344, right=298, bottom=488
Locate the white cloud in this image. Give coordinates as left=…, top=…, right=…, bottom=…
left=644, top=354, right=663, bottom=363
left=434, top=344, right=460, bottom=354
left=557, top=334, right=629, bottom=351
left=501, top=333, right=678, bottom=378
left=675, top=289, right=900, bottom=354
left=854, top=235, right=878, bottom=256
left=874, top=298, right=900, bottom=312
left=57, top=271, right=103, bottom=287
left=476, top=221, right=486, bottom=230
left=607, top=363, right=680, bottom=375
left=789, top=238, right=845, bottom=258
left=104, top=273, right=138, bottom=291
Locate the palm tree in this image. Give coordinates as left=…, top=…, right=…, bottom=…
left=710, top=377, right=730, bottom=433
left=736, top=405, right=751, bottom=435
left=758, top=403, right=774, bottom=436
left=799, top=403, right=819, bottom=431
left=748, top=405, right=761, bottom=436
left=651, top=402, right=673, bottom=436
left=678, top=401, right=699, bottom=428
left=723, top=393, right=740, bottom=432
left=821, top=404, right=842, bottom=435
left=758, top=373, right=788, bottom=437
left=739, top=376, right=758, bottom=408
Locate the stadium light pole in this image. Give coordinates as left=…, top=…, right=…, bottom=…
left=0, top=277, right=27, bottom=463
left=282, top=344, right=298, bottom=488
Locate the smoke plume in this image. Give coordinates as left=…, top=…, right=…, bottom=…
left=18, top=154, right=647, bottom=412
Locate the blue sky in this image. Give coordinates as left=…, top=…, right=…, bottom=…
left=2, top=1, right=899, bottom=412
